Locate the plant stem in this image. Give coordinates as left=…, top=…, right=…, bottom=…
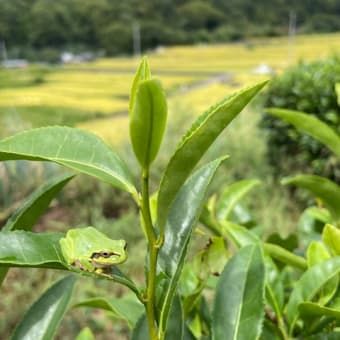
left=266, top=285, right=289, bottom=340
left=141, top=168, right=159, bottom=340
left=263, top=243, right=307, bottom=271
left=141, top=169, right=156, bottom=245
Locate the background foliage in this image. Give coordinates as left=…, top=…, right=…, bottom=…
left=261, top=56, right=340, bottom=182
left=1, top=0, right=340, bottom=59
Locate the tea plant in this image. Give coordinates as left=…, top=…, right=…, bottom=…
left=0, top=57, right=267, bottom=339
left=261, top=56, right=340, bottom=181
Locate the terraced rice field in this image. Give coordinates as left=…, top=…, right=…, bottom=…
left=1, top=32, right=340, bottom=143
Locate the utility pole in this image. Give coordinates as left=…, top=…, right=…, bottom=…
left=288, top=10, right=297, bottom=65
left=133, top=22, right=141, bottom=57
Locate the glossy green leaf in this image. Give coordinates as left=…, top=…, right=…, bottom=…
left=158, top=157, right=226, bottom=335
left=265, top=257, right=284, bottom=315
left=282, top=175, right=340, bottom=221
left=219, top=221, right=307, bottom=270
left=131, top=314, right=149, bottom=340
left=107, top=267, right=141, bottom=295
left=286, top=257, right=340, bottom=330
left=307, top=241, right=338, bottom=305
left=299, top=302, right=340, bottom=319
left=130, top=78, right=167, bottom=167
left=212, top=244, right=265, bottom=340
left=157, top=80, right=268, bottom=232
left=192, top=236, right=228, bottom=278
left=11, top=275, right=76, bottom=340
left=0, top=231, right=65, bottom=269
left=74, top=295, right=144, bottom=328
left=183, top=325, right=196, bottom=340
left=306, top=206, right=332, bottom=224
left=297, top=207, right=332, bottom=248
left=323, top=224, right=340, bottom=255
left=216, top=179, right=260, bottom=220
left=0, top=126, right=137, bottom=195
left=75, top=327, right=95, bottom=340
left=260, top=320, right=281, bottom=340
left=307, top=242, right=330, bottom=267
left=3, top=173, right=75, bottom=232
left=0, top=231, right=138, bottom=289
left=129, top=56, right=151, bottom=113
left=267, top=108, right=340, bottom=157
left=219, top=220, right=260, bottom=247
left=0, top=174, right=74, bottom=285
left=187, top=313, right=202, bottom=339
left=164, top=295, right=184, bottom=340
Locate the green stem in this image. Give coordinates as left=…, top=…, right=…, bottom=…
left=266, top=285, right=289, bottom=340
left=263, top=243, right=307, bottom=271
left=141, top=168, right=159, bottom=340
left=141, top=169, right=156, bottom=245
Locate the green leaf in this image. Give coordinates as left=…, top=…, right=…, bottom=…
left=73, top=295, right=144, bottom=328
left=0, top=126, right=137, bottom=195
left=192, top=236, right=228, bottom=278
left=212, top=244, right=265, bottom=340
left=0, top=231, right=65, bottom=269
left=305, top=206, right=332, bottom=224
left=307, top=242, right=330, bottom=267
left=3, top=173, right=75, bottom=232
left=286, top=257, right=340, bottom=331
left=130, top=78, right=167, bottom=167
left=0, top=174, right=74, bottom=285
left=322, top=224, right=340, bottom=256
left=304, top=332, right=340, bottom=340
left=216, top=179, right=261, bottom=220
left=11, top=275, right=76, bottom=340
left=157, top=80, right=268, bottom=232
left=165, top=295, right=184, bottom=340
left=299, top=302, right=340, bottom=319
left=131, top=314, right=149, bottom=340
left=219, top=221, right=307, bottom=270
left=267, top=108, right=340, bottom=158
left=75, top=327, right=95, bottom=340
left=219, top=221, right=260, bottom=247
left=261, top=320, right=281, bottom=340
left=158, top=157, right=226, bottom=335
left=0, top=230, right=139, bottom=292
left=129, top=56, right=151, bottom=113
left=282, top=175, right=340, bottom=221
left=297, top=207, right=332, bottom=248
left=0, top=231, right=139, bottom=290
left=265, top=257, right=284, bottom=315
left=107, top=267, right=141, bottom=295
left=307, top=241, right=338, bottom=306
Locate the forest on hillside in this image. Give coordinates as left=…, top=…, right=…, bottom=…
left=1, top=0, right=340, bottom=59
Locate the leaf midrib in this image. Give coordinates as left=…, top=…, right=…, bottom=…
left=232, top=245, right=256, bottom=340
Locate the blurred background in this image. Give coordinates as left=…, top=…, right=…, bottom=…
left=1, top=0, right=340, bottom=338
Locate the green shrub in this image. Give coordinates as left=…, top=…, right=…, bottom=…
left=261, top=56, right=340, bottom=182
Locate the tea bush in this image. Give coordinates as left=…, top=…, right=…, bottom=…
left=261, top=56, right=340, bottom=182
